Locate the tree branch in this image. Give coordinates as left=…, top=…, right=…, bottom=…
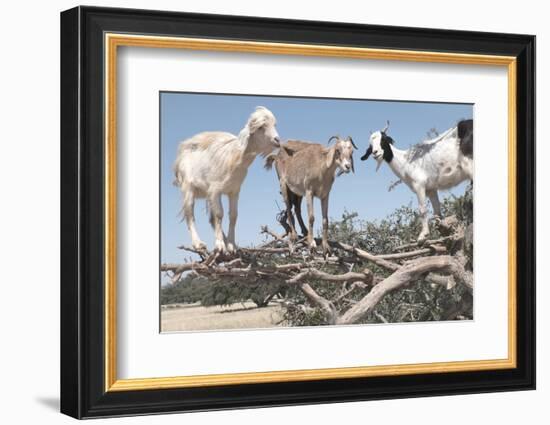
left=376, top=245, right=446, bottom=260
left=286, top=268, right=373, bottom=285
left=338, top=255, right=471, bottom=325
left=299, top=283, right=338, bottom=325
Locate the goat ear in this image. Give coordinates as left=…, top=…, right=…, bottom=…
left=325, top=147, right=336, bottom=168
left=360, top=146, right=372, bottom=161
left=248, top=117, right=262, bottom=133
left=381, top=138, right=394, bottom=162
left=282, top=145, right=297, bottom=156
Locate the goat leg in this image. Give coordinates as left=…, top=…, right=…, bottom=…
left=427, top=189, right=442, bottom=218
left=183, top=189, right=207, bottom=251
left=321, top=195, right=332, bottom=257
left=226, top=192, right=239, bottom=253
left=306, top=190, right=316, bottom=250
left=292, top=193, right=308, bottom=237
left=415, top=186, right=430, bottom=245
left=281, top=184, right=298, bottom=242
left=208, top=193, right=227, bottom=253
left=276, top=210, right=292, bottom=237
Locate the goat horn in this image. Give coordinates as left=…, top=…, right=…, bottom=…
left=347, top=136, right=358, bottom=149
left=327, top=135, right=340, bottom=145
left=382, top=120, right=390, bottom=133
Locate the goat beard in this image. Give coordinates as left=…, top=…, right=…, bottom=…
left=336, top=166, right=353, bottom=177
left=375, top=158, right=383, bottom=172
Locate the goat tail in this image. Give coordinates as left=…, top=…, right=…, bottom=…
left=264, top=153, right=277, bottom=171
left=173, top=140, right=190, bottom=187
left=172, top=152, right=186, bottom=187
left=172, top=167, right=184, bottom=187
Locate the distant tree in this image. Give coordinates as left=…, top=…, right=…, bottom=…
left=161, top=272, right=287, bottom=308
left=160, top=274, right=209, bottom=305
left=199, top=279, right=286, bottom=308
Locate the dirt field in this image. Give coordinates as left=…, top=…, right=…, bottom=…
left=161, top=301, right=284, bottom=332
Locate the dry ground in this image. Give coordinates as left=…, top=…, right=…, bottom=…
left=161, top=301, right=284, bottom=332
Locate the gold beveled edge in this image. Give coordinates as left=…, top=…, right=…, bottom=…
left=107, top=33, right=516, bottom=65
left=507, top=59, right=518, bottom=368
left=104, top=33, right=518, bottom=392
left=109, top=358, right=515, bottom=391
left=105, top=34, right=118, bottom=390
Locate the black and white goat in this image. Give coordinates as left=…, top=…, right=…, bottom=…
left=361, top=120, right=473, bottom=243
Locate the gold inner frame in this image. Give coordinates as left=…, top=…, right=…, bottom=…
left=104, top=33, right=517, bottom=392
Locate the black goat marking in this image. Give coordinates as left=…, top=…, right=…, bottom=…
left=381, top=133, right=394, bottom=163
left=285, top=187, right=308, bottom=236
left=457, top=119, right=473, bottom=158
left=360, top=145, right=372, bottom=161
left=408, top=142, right=437, bottom=162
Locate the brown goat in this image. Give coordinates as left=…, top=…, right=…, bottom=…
left=265, top=136, right=357, bottom=255
left=272, top=140, right=312, bottom=237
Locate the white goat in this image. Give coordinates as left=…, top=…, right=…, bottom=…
left=360, top=120, right=473, bottom=243
left=173, top=106, right=281, bottom=253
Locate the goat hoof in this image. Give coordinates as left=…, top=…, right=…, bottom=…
left=226, top=242, right=237, bottom=254
left=322, top=244, right=332, bottom=257
left=214, top=240, right=227, bottom=253
left=308, top=239, right=317, bottom=250
left=288, top=244, right=295, bottom=255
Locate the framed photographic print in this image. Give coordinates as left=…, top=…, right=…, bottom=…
left=60, top=6, right=535, bottom=419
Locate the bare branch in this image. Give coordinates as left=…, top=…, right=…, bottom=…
left=287, top=268, right=373, bottom=285
left=334, top=281, right=369, bottom=302
left=299, top=283, right=338, bottom=325
left=177, top=245, right=209, bottom=257
left=260, top=225, right=285, bottom=242
left=376, top=244, right=446, bottom=260
left=324, top=240, right=400, bottom=271
left=161, top=262, right=204, bottom=274
left=338, top=255, right=470, bottom=325
left=374, top=312, right=389, bottom=323
left=388, top=179, right=403, bottom=192
left=392, top=237, right=453, bottom=252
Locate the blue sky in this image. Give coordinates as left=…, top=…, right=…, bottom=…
left=160, top=92, right=472, bottom=266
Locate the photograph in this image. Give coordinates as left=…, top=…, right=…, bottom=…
left=160, top=92, right=474, bottom=332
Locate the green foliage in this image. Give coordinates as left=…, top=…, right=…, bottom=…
left=199, top=279, right=286, bottom=308
left=160, top=273, right=209, bottom=305
left=440, top=183, right=473, bottom=223
left=161, top=273, right=287, bottom=308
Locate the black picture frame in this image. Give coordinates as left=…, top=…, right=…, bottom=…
left=61, top=5, right=535, bottom=419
